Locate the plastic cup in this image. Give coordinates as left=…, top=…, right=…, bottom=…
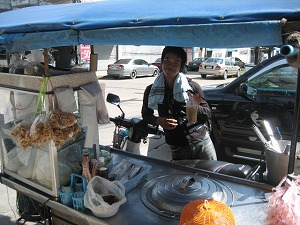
left=186, top=94, right=198, bottom=124
left=186, top=106, right=198, bottom=123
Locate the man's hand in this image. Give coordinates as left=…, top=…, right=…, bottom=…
left=156, top=117, right=178, bottom=130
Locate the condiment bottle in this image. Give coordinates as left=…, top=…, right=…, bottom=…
left=82, top=149, right=90, bottom=164
left=82, top=149, right=91, bottom=182
left=97, top=167, right=108, bottom=179
left=97, top=156, right=108, bottom=178
left=98, top=156, right=105, bottom=167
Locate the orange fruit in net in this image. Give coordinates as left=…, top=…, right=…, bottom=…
left=179, top=198, right=235, bottom=225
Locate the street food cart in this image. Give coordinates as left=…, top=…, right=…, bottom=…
left=0, top=0, right=300, bottom=224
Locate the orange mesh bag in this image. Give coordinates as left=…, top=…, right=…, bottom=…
left=179, top=199, right=235, bottom=225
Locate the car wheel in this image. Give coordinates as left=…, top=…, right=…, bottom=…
left=223, top=71, right=228, bottom=80
left=201, top=74, right=206, bottom=78
left=130, top=71, right=137, bottom=79
left=152, top=69, right=158, bottom=77
left=113, top=76, right=119, bottom=79
left=236, top=70, right=240, bottom=77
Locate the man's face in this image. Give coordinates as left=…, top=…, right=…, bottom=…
left=162, top=52, right=181, bottom=77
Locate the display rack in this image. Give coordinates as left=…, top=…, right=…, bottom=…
left=0, top=71, right=98, bottom=197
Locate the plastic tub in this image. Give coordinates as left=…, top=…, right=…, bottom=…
left=109, top=159, right=152, bottom=193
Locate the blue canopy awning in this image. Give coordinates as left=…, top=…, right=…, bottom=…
left=0, top=0, right=300, bottom=52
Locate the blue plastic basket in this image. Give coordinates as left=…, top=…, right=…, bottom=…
left=70, top=173, right=87, bottom=193
left=59, top=173, right=87, bottom=208
left=59, top=189, right=73, bottom=206
left=70, top=173, right=87, bottom=211
left=72, top=191, right=85, bottom=212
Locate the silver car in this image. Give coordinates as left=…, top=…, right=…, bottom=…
left=107, top=58, right=159, bottom=79
left=199, top=57, right=240, bottom=79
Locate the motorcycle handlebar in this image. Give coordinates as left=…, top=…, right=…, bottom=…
left=109, top=116, right=164, bottom=136
left=109, top=116, right=133, bottom=128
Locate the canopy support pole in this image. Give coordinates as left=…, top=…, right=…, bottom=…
left=43, top=48, right=49, bottom=76
left=90, top=45, right=98, bottom=72
left=288, top=66, right=300, bottom=173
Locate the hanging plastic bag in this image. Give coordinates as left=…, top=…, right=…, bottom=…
left=53, top=87, right=77, bottom=113
left=34, top=149, right=72, bottom=188
left=30, top=114, right=51, bottom=148
left=265, top=174, right=300, bottom=225
left=17, top=147, right=38, bottom=179
left=80, top=81, right=109, bottom=125
left=84, top=176, right=126, bottom=218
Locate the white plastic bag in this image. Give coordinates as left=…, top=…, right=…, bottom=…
left=53, top=87, right=77, bottom=113
left=34, top=149, right=72, bottom=188
left=84, top=176, right=127, bottom=218
left=3, top=146, right=24, bottom=172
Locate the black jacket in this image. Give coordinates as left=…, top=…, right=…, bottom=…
left=142, top=78, right=211, bottom=146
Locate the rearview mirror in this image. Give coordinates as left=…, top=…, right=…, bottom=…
left=238, top=83, right=248, bottom=95
left=106, top=93, right=121, bottom=105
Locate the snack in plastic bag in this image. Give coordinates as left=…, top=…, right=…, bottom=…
left=10, top=121, right=31, bottom=148
left=84, top=176, right=127, bottom=218
left=9, top=112, right=82, bottom=149
left=30, top=114, right=54, bottom=148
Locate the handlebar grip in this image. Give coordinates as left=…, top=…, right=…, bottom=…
left=110, top=116, right=164, bottom=139
left=146, top=124, right=164, bottom=135
left=109, top=117, right=133, bottom=128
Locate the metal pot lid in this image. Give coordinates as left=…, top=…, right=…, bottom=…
left=140, top=174, right=233, bottom=220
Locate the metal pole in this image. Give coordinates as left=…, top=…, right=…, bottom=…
left=288, top=66, right=300, bottom=173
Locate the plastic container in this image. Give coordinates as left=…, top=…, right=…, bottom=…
left=59, top=187, right=73, bottom=206
left=265, top=140, right=290, bottom=186
left=59, top=173, right=87, bottom=209
left=71, top=174, right=87, bottom=211
left=109, top=159, right=152, bottom=193
left=71, top=173, right=87, bottom=193
left=99, top=150, right=113, bottom=168
left=72, top=191, right=86, bottom=212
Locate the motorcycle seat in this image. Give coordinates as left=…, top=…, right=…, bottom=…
left=172, top=159, right=253, bottom=179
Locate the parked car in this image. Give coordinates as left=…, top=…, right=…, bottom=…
left=107, top=58, right=159, bottom=79
left=199, top=57, right=241, bottom=79
left=151, top=58, right=162, bottom=72
left=203, top=54, right=298, bottom=165
left=232, top=57, right=246, bottom=68
left=187, top=57, right=208, bottom=71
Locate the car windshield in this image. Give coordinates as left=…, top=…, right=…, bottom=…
left=154, top=58, right=161, bottom=63
left=115, top=59, right=131, bottom=64
left=206, top=58, right=223, bottom=64
left=247, top=65, right=297, bottom=95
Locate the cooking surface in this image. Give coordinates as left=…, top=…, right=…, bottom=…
left=140, top=174, right=233, bottom=219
